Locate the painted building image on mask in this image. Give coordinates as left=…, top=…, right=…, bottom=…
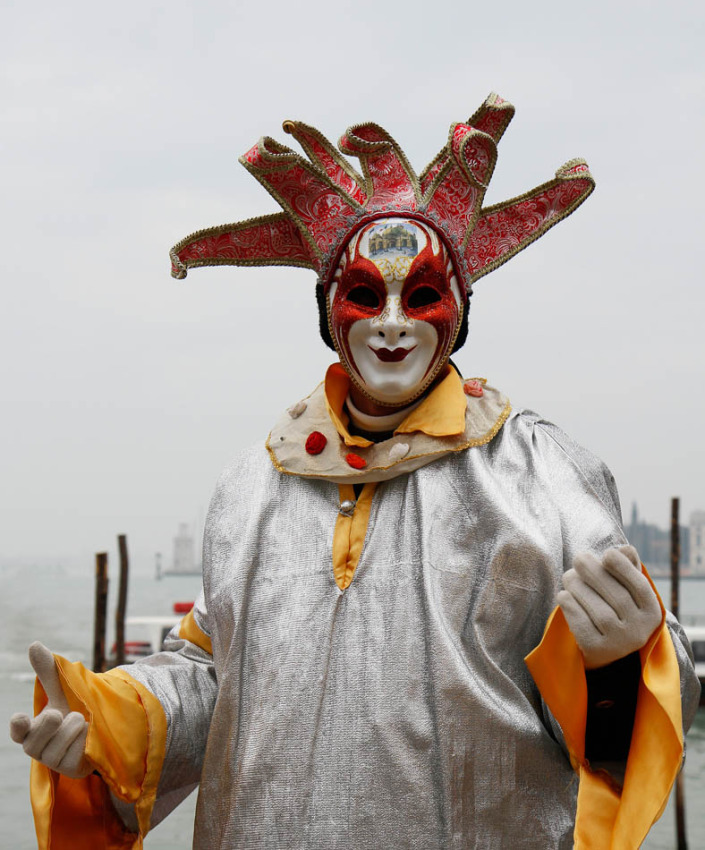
left=367, top=222, right=419, bottom=257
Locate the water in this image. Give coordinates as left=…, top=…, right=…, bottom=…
left=1, top=565, right=703, bottom=847
left=0, top=564, right=202, bottom=848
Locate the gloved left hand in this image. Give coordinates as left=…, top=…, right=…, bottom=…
left=9, top=642, right=90, bottom=778
left=557, top=545, right=662, bottom=670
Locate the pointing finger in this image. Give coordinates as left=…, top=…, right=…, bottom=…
left=28, top=642, right=69, bottom=715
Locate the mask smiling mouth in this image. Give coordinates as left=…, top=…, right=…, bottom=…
left=370, top=345, right=417, bottom=362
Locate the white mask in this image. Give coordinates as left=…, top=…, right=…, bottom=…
left=328, top=218, right=463, bottom=406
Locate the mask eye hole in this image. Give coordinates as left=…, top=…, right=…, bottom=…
left=346, top=285, right=381, bottom=309
left=407, top=286, right=441, bottom=309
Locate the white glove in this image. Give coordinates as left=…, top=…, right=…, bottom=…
left=557, top=545, right=662, bottom=670
left=9, top=642, right=91, bottom=779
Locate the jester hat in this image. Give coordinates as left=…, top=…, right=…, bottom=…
left=170, top=92, right=594, bottom=327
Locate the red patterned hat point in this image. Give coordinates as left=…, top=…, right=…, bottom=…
left=305, top=431, right=327, bottom=455
left=345, top=453, right=367, bottom=470
left=170, top=93, right=594, bottom=303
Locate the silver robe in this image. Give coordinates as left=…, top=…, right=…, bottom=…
left=127, top=409, right=700, bottom=849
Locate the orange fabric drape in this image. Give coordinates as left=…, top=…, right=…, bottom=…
left=30, top=659, right=167, bottom=849
left=526, top=568, right=683, bottom=849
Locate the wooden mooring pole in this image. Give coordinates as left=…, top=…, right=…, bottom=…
left=671, top=497, right=687, bottom=850
left=115, top=534, right=129, bottom=667
left=93, top=552, right=109, bottom=673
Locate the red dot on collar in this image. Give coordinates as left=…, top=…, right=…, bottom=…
left=346, top=453, right=367, bottom=469
left=305, top=431, right=327, bottom=455
left=463, top=379, right=484, bottom=397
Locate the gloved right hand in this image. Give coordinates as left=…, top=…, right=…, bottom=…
left=9, top=642, right=91, bottom=779
left=557, top=545, right=661, bottom=670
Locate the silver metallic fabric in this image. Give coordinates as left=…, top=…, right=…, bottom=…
left=127, top=409, right=700, bottom=848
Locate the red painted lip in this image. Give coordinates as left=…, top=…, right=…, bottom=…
left=370, top=345, right=416, bottom=362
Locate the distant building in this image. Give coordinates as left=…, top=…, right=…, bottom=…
left=690, top=511, right=705, bottom=575
left=172, top=522, right=199, bottom=575
left=627, top=503, right=690, bottom=574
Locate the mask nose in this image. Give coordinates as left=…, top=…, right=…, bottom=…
left=375, top=296, right=410, bottom=346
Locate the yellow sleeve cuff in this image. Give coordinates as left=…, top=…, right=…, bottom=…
left=178, top=608, right=213, bottom=655
left=525, top=568, right=683, bottom=849
left=30, top=659, right=167, bottom=850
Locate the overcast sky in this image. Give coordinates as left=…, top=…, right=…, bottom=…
left=2, top=0, right=703, bottom=574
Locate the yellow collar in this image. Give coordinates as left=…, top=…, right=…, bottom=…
left=324, top=364, right=467, bottom=448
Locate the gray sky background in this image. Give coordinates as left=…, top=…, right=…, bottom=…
left=2, top=0, right=704, bottom=574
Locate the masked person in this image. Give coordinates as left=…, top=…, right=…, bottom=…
left=11, top=94, right=701, bottom=850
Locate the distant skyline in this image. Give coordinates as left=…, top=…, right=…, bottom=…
left=2, top=0, right=704, bottom=574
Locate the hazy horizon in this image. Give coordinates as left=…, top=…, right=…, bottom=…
left=2, top=0, right=704, bottom=575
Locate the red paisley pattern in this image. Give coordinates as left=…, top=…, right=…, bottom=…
left=426, top=165, right=482, bottom=244
left=424, top=125, right=496, bottom=245
left=341, top=124, right=417, bottom=213
left=172, top=94, right=594, bottom=291
left=419, top=155, right=449, bottom=196
left=303, top=133, right=366, bottom=205
left=423, top=103, right=511, bottom=198
left=174, top=216, right=314, bottom=274
left=474, top=110, right=510, bottom=141
left=363, top=146, right=417, bottom=212
left=261, top=165, right=360, bottom=255
left=464, top=178, right=593, bottom=275
left=451, top=125, right=496, bottom=187
left=283, top=123, right=367, bottom=205
left=471, top=104, right=515, bottom=143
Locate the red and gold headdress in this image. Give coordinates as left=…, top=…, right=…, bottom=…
left=169, top=93, right=594, bottom=298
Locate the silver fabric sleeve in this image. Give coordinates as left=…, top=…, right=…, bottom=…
left=121, top=590, right=216, bottom=828
left=666, top=611, right=700, bottom=734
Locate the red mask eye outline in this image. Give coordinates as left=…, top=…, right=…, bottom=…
left=330, top=229, right=388, bottom=378
left=400, top=236, right=455, bottom=320
left=406, top=284, right=443, bottom=310
left=341, top=268, right=385, bottom=315
left=336, top=229, right=387, bottom=316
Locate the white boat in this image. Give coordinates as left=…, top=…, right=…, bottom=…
left=112, top=603, right=193, bottom=663
left=683, top=625, right=705, bottom=705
